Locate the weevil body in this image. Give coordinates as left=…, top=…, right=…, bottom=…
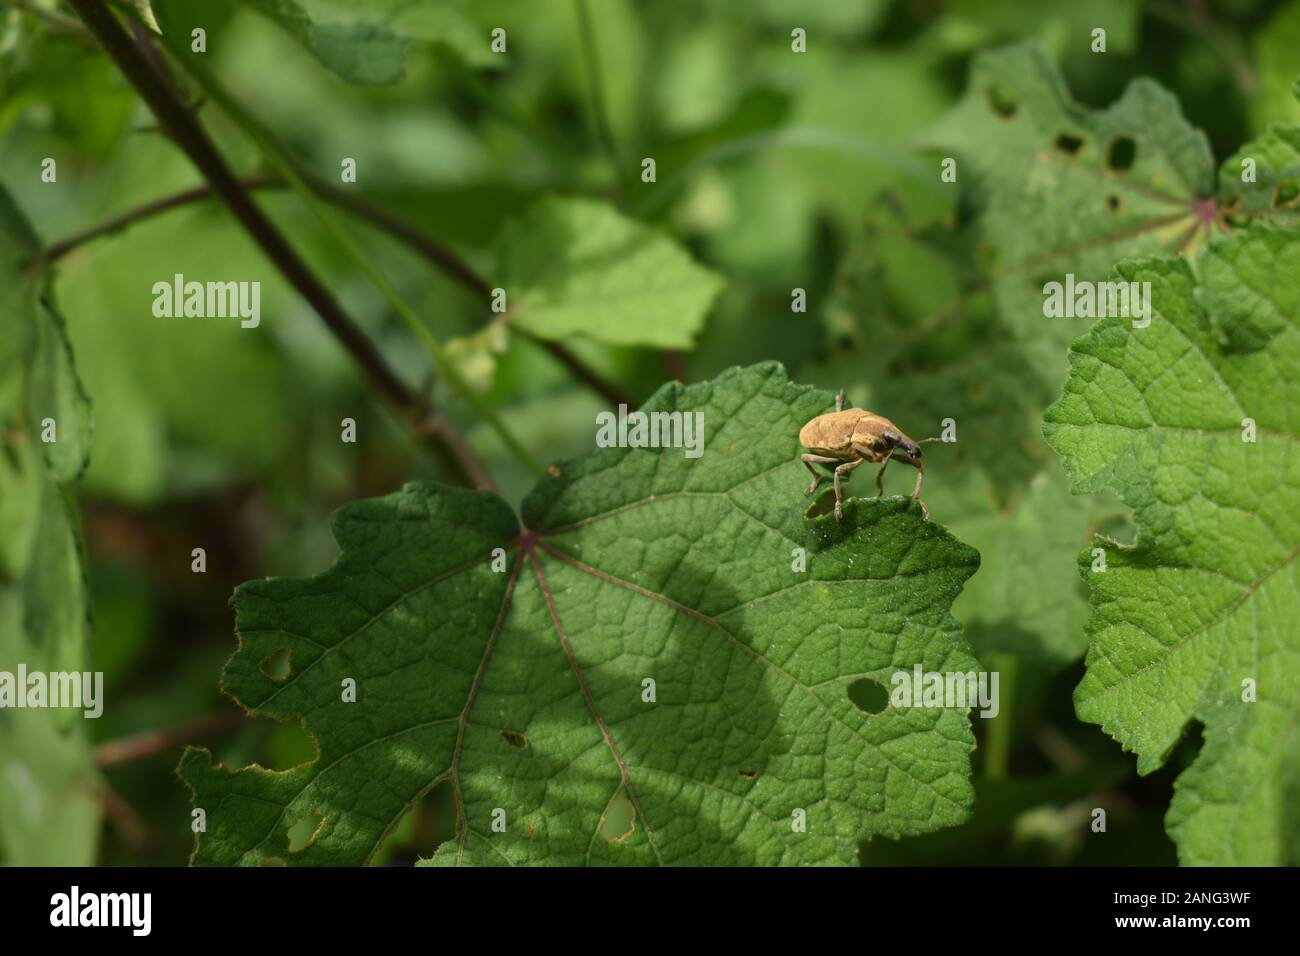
left=799, top=390, right=932, bottom=521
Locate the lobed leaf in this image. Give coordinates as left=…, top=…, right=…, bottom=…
left=923, top=44, right=1216, bottom=381
left=1044, top=222, right=1300, bottom=865
left=495, top=197, right=725, bottom=350
left=181, top=363, right=981, bottom=865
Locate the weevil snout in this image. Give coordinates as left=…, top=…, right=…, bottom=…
left=882, top=429, right=921, bottom=463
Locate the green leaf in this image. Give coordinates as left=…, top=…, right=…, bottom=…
left=153, top=0, right=494, bottom=86
left=816, top=43, right=1262, bottom=666
left=809, top=183, right=1116, bottom=666
left=758, top=46, right=946, bottom=232
left=923, top=44, right=1216, bottom=380
left=928, top=0, right=1141, bottom=56
left=745, top=0, right=889, bottom=38
left=0, top=482, right=100, bottom=867
left=495, top=197, right=724, bottom=350
left=180, top=363, right=981, bottom=865
left=1251, top=2, right=1300, bottom=133
left=1044, top=222, right=1300, bottom=865
left=835, top=45, right=1300, bottom=669
left=0, top=187, right=99, bottom=866
left=1220, top=123, right=1300, bottom=219
left=240, top=0, right=496, bottom=83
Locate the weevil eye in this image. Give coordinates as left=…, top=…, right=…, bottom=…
left=881, top=429, right=900, bottom=446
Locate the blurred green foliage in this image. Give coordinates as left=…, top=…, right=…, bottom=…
left=0, top=0, right=1295, bottom=865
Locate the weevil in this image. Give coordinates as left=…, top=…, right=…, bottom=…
left=799, top=390, right=939, bottom=521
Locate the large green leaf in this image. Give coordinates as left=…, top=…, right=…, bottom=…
left=0, top=187, right=99, bottom=866
left=495, top=197, right=724, bottom=350
left=181, top=363, right=981, bottom=865
left=1044, top=222, right=1300, bottom=865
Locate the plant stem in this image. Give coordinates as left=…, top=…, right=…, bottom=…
left=42, top=175, right=633, bottom=408
left=94, top=708, right=248, bottom=768
left=96, top=781, right=159, bottom=848
left=1146, top=0, right=1256, bottom=95
left=137, top=22, right=543, bottom=475
left=66, top=0, right=495, bottom=489
left=41, top=175, right=272, bottom=263
left=983, top=653, right=1017, bottom=780
left=310, top=178, right=632, bottom=406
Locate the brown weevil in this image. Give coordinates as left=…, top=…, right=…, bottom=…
left=799, top=390, right=939, bottom=522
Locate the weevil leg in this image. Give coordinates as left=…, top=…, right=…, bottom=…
left=910, top=462, right=930, bottom=521
left=801, top=454, right=840, bottom=496
left=832, top=458, right=864, bottom=521
left=874, top=457, right=890, bottom=496
left=835, top=389, right=845, bottom=412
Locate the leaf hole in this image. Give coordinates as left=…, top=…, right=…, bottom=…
left=1106, top=136, right=1136, bottom=172
left=371, top=779, right=456, bottom=865
left=847, top=677, right=890, bottom=715
left=1106, top=194, right=1122, bottom=212
left=738, top=769, right=757, bottom=779
left=1273, top=179, right=1299, bottom=208
left=985, top=85, right=1017, bottom=119
left=286, top=812, right=325, bottom=853
left=1053, top=133, right=1084, bottom=156
left=500, top=728, right=528, bottom=749
left=599, top=795, right=636, bottom=843
left=259, top=647, right=291, bottom=682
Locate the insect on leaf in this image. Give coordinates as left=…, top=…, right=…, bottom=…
left=180, top=363, right=981, bottom=865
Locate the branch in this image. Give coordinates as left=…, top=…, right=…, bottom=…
left=94, top=708, right=248, bottom=768
left=42, top=173, right=633, bottom=408
left=65, top=0, right=494, bottom=490
left=96, top=781, right=160, bottom=849
left=321, top=180, right=632, bottom=405
left=42, top=175, right=276, bottom=263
